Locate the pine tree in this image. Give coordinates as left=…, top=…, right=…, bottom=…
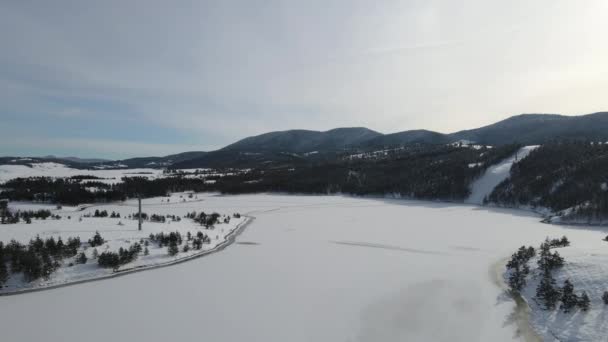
left=0, top=242, right=8, bottom=286
left=560, top=279, right=578, bottom=313
left=536, top=270, right=561, bottom=310
left=508, top=265, right=526, bottom=292
left=168, top=241, right=179, bottom=256
left=76, top=252, right=87, bottom=264
left=144, top=247, right=149, bottom=256
left=89, top=231, right=105, bottom=247
left=578, top=292, right=591, bottom=311
left=603, top=291, right=608, bottom=305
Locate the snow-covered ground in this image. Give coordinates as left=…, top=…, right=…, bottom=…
left=1, top=193, right=605, bottom=341
left=506, top=241, right=608, bottom=341
left=0, top=162, right=164, bottom=183
left=466, top=146, right=538, bottom=205
left=0, top=192, right=247, bottom=293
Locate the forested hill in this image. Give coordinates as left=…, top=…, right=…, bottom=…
left=3, top=112, right=608, bottom=170
left=171, top=112, right=608, bottom=169
left=487, top=142, right=608, bottom=224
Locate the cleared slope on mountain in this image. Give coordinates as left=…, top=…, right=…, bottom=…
left=466, top=146, right=538, bottom=205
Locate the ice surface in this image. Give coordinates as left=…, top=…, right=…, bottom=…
left=0, top=194, right=603, bottom=342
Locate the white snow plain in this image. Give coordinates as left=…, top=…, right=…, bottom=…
left=1, top=193, right=605, bottom=342
left=0, top=162, right=163, bottom=183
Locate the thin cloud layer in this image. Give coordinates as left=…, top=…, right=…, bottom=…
left=1, top=0, right=607, bottom=158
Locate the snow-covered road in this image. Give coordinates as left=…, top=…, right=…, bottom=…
left=0, top=194, right=603, bottom=342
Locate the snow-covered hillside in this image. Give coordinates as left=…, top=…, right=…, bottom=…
left=0, top=162, right=163, bottom=183
left=466, top=146, right=538, bottom=205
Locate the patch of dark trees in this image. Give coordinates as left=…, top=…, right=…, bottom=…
left=0, top=208, right=56, bottom=224
left=506, top=236, right=593, bottom=313
left=131, top=212, right=181, bottom=223
left=97, top=243, right=142, bottom=271
left=149, top=230, right=210, bottom=256
left=488, top=141, right=608, bottom=221
left=0, top=235, right=81, bottom=286
left=185, top=211, right=221, bottom=228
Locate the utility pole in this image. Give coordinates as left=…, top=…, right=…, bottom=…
left=138, top=196, right=142, bottom=231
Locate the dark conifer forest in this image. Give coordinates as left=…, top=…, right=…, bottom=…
left=488, top=142, right=608, bottom=222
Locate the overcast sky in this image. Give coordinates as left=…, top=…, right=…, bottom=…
left=1, top=0, right=607, bottom=159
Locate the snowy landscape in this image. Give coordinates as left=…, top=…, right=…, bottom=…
left=0, top=193, right=247, bottom=294
left=1, top=147, right=608, bottom=341
left=4, top=2, right=608, bottom=340
left=2, top=192, right=607, bottom=341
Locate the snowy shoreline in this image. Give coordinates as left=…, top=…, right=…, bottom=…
left=0, top=215, right=253, bottom=296
left=490, top=257, right=543, bottom=342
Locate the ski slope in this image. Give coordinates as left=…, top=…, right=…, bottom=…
left=466, top=146, right=538, bottom=205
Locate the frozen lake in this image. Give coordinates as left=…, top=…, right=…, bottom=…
left=0, top=194, right=604, bottom=341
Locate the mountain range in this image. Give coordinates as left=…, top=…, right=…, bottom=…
left=3, top=112, right=608, bottom=169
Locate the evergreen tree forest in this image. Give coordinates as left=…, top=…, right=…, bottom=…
left=488, top=141, right=608, bottom=221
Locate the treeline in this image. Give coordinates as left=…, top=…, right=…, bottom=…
left=0, top=144, right=520, bottom=205
left=0, top=176, right=215, bottom=205
left=97, top=243, right=142, bottom=270
left=1, top=208, right=56, bottom=224
left=213, top=144, right=521, bottom=200
left=488, top=141, right=608, bottom=221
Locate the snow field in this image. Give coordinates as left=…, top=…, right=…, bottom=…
left=0, top=162, right=163, bottom=184
left=0, top=192, right=246, bottom=293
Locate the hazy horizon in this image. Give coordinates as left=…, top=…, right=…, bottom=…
left=2, top=0, right=608, bottom=159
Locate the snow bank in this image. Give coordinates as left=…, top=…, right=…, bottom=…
left=466, top=146, right=538, bottom=205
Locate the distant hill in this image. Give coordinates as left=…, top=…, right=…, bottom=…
left=448, top=112, right=608, bottom=145
left=362, top=130, right=450, bottom=147
left=104, top=151, right=208, bottom=168
left=4, top=112, right=608, bottom=169
left=222, top=127, right=382, bottom=153
left=45, top=156, right=111, bottom=164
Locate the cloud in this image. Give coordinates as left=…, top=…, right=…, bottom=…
left=1, top=0, right=608, bottom=158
